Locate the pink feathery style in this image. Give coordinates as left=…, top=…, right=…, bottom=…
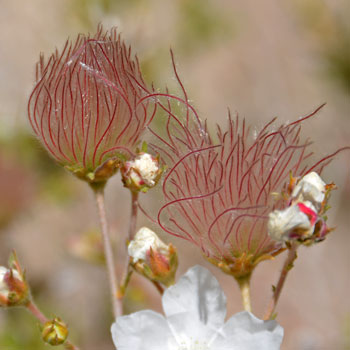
left=152, top=56, right=345, bottom=279
left=28, top=26, right=155, bottom=183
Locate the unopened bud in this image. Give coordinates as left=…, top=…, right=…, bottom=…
left=121, top=153, right=163, bottom=192
left=0, top=266, right=29, bottom=307
left=292, top=172, right=326, bottom=211
left=128, top=227, right=168, bottom=263
left=128, top=227, right=178, bottom=286
left=42, top=317, right=68, bottom=346
left=268, top=172, right=335, bottom=245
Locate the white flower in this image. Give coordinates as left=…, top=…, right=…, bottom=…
left=111, top=265, right=283, bottom=350
left=130, top=153, right=160, bottom=187
left=268, top=204, right=316, bottom=242
left=292, top=172, right=326, bottom=210
left=128, top=227, right=169, bottom=264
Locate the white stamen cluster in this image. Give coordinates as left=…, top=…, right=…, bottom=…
left=130, top=153, right=159, bottom=186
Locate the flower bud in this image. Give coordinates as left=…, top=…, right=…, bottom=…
left=267, top=171, right=336, bottom=245
left=42, top=317, right=69, bottom=346
left=121, top=153, right=163, bottom=193
left=0, top=266, right=29, bottom=307
left=291, top=172, right=326, bottom=210
left=268, top=203, right=317, bottom=242
left=128, top=227, right=178, bottom=286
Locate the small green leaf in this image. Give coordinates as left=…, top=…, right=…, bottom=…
left=141, top=141, right=148, bottom=153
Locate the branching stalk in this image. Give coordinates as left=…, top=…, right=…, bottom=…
left=264, top=243, right=298, bottom=320
left=119, top=191, right=139, bottom=298
left=93, top=186, right=122, bottom=318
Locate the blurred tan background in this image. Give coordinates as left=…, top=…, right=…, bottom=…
left=0, top=0, right=349, bottom=349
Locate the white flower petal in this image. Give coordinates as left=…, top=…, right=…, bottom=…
left=0, top=267, right=8, bottom=293
left=292, top=172, right=326, bottom=210
left=110, top=268, right=284, bottom=350
left=212, top=311, right=283, bottom=350
left=167, top=312, right=214, bottom=346
left=111, top=310, right=171, bottom=350
left=162, top=265, right=226, bottom=336
left=0, top=267, right=21, bottom=298
left=268, top=204, right=313, bottom=241
left=128, top=227, right=169, bottom=263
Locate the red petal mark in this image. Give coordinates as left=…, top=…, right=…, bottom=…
left=297, top=202, right=318, bottom=225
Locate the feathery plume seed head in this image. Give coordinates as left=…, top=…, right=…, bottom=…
left=150, top=58, right=344, bottom=279
left=28, top=25, right=153, bottom=185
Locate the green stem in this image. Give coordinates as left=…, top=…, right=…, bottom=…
left=236, top=275, right=252, bottom=312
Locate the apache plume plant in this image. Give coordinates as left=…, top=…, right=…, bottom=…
left=20, top=25, right=348, bottom=348
left=28, top=25, right=154, bottom=187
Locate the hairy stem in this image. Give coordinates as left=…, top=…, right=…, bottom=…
left=93, top=187, right=122, bottom=318
left=26, top=300, right=47, bottom=324
left=237, top=275, right=252, bottom=312
left=128, top=191, right=139, bottom=241
left=26, top=300, right=80, bottom=350
left=264, top=243, right=298, bottom=320
left=119, top=191, right=139, bottom=298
